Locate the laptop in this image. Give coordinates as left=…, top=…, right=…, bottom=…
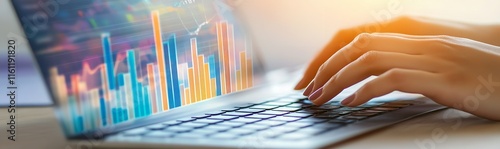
left=11, top=0, right=446, bottom=148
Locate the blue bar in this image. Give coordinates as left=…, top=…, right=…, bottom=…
left=208, top=55, right=216, bottom=78
left=164, top=34, right=181, bottom=108
left=99, top=97, right=107, bottom=126
left=143, top=86, right=151, bottom=116
left=214, top=53, right=222, bottom=96
left=137, top=82, right=144, bottom=117
left=102, top=33, right=116, bottom=90
left=127, top=50, right=139, bottom=118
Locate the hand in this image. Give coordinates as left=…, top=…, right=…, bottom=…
left=302, top=32, right=500, bottom=121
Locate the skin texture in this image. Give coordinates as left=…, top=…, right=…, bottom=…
left=295, top=16, right=500, bottom=121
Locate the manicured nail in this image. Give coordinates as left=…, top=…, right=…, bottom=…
left=308, top=87, right=323, bottom=101
left=341, top=94, right=356, bottom=106
left=302, top=81, right=315, bottom=96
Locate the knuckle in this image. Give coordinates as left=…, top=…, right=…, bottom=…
left=384, top=69, right=407, bottom=86
left=357, top=51, right=380, bottom=64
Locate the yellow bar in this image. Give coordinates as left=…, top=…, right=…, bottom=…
left=247, top=59, right=253, bottom=87
left=188, top=68, right=197, bottom=103
left=236, top=70, right=242, bottom=91
left=204, top=63, right=211, bottom=98
left=240, top=52, right=248, bottom=89
left=151, top=11, right=169, bottom=110
left=198, top=56, right=207, bottom=100
left=185, top=88, right=190, bottom=105
left=211, top=78, right=216, bottom=97
left=191, top=38, right=201, bottom=102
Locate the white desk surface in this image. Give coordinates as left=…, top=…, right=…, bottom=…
left=1, top=107, right=499, bottom=149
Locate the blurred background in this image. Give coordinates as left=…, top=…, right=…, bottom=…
left=1, top=0, right=500, bottom=106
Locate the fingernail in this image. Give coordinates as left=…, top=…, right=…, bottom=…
left=341, top=94, right=356, bottom=106
left=308, top=87, right=323, bottom=101
left=302, top=81, right=315, bottom=96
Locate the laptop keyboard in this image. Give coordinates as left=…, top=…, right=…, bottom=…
left=120, top=94, right=414, bottom=140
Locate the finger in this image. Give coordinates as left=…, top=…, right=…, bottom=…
left=294, top=30, right=357, bottom=89
left=343, top=69, right=446, bottom=106
left=310, top=33, right=433, bottom=93
left=309, top=51, right=449, bottom=105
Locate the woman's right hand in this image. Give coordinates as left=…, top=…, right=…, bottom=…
left=294, top=16, right=499, bottom=90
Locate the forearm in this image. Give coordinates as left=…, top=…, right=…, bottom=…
left=383, top=16, right=500, bottom=46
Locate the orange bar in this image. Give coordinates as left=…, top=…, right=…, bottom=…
left=211, top=78, right=216, bottom=97
left=151, top=11, right=169, bottom=110
left=190, top=38, right=201, bottom=102
left=198, top=56, right=207, bottom=100
left=71, top=74, right=81, bottom=107
left=185, top=88, right=190, bottom=105
left=204, top=63, right=211, bottom=98
left=221, top=22, right=231, bottom=94
left=240, top=52, right=248, bottom=89
left=247, top=59, right=253, bottom=87
left=147, top=64, right=157, bottom=113
left=188, top=68, right=197, bottom=103
left=216, top=23, right=226, bottom=95
left=236, top=70, right=242, bottom=91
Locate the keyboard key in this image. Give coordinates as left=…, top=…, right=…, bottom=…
left=312, top=113, right=340, bottom=119
left=297, top=109, right=327, bottom=114
left=249, top=105, right=279, bottom=109
left=146, top=124, right=167, bottom=130
left=258, top=111, right=289, bottom=115
left=337, top=107, right=365, bottom=111
left=207, top=115, right=239, bottom=120
left=161, top=121, right=182, bottom=126
left=204, top=125, right=233, bottom=132
left=268, top=116, right=301, bottom=122
left=178, top=122, right=209, bottom=128
left=205, top=111, right=225, bottom=115
left=283, top=112, right=312, bottom=118
left=234, top=103, right=257, bottom=108
left=163, top=126, right=193, bottom=132
left=122, top=128, right=149, bottom=136
left=248, top=131, right=283, bottom=138
left=230, top=118, right=262, bottom=124
left=192, top=115, right=211, bottom=119
left=189, top=128, right=220, bottom=135
left=310, top=105, right=341, bottom=110
left=274, top=97, right=300, bottom=103
left=218, top=121, right=246, bottom=127
left=143, top=131, right=175, bottom=138
left=370, top=107, right=399, bottom=111
left=296, top=118, right=329, bottom=123
left=234, top=108, right=265, bottom=113
left=313, top=123, right=343, bottom=130
left=221, top=108, right=240, bottom=112
left=239, top=124, right=270, bottom=131
left=272, top=107, right=302, bottom=112
left=380, top=103, right=412, bottom=108
left=262, top=102, right=291, bottom=106
left=176, top=118, right=196, bottom=122
left=222, top=112, right=253, bottom=117
left=192, top=119, right=223, bottom=124
left=336, top=115, right=368, bottom=120
left=252, top=121, right=287, bottom=127
left=209, top=133, right=239, bottom=139
left=268, top=126, right=300, bottom=133
left=284, top=103, right=311, bottom=108
left=349, top=111, right=379, bottom=117
left=246, top=114, right=276, bottom=119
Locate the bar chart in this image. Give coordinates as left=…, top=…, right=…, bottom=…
left=30, top=0, right=256, bottom=135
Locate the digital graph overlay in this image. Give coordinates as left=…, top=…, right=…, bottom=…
left=19, top=0, right=255, bottom=135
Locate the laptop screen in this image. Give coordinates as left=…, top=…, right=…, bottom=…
left=11, top=0, right=263, bottom=136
